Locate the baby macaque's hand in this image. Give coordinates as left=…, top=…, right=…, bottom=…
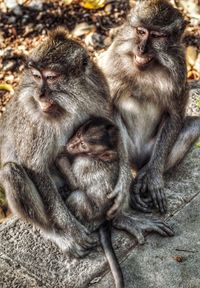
left=106, top=182, right=126, bottom=219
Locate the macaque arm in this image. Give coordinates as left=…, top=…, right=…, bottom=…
left=150, top=113, right=183, bottom=173
left=134, top=109, right=183, bottom=213
left=55, top=155, right=77, bottom=191
left=107, top=113, right=132, bottom=219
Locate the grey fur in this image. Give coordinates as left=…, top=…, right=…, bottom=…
left=0, top=28, right=123, bottom=258
left=56, top=118, right=174, bottom=287
left=98, top=0, right=200, bottom=213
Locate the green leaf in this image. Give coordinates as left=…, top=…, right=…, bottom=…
left=195, top=143, right=200, bottom=148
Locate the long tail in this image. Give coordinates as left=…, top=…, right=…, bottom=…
left=99, top=221, right=124, bottom=288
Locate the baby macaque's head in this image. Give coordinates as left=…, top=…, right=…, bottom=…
left=66, top=117, right=119, bottom=162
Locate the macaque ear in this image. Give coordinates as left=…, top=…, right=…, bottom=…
left=98, top=150, right=118, bottom=162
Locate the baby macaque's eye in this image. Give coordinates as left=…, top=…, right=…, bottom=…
left=81, top=142, right=87, bottom=149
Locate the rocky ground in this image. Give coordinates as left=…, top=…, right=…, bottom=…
left=0, top=0, right=200, bottom=219
left=0, top=146, right=200, bottom=288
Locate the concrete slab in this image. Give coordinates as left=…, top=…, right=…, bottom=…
left=0, top=147, right=199, bottom=288
left=93, top=191, right=200, bottom=288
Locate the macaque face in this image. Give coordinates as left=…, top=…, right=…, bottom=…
left=28, top=64, right=63, bottom=114
left=66, top=127, right=108, bottom=156
left=132, top=26, right=168, bottom=69
left=66, top=118, right=118, bottom=162
left=22, top=33, right=97, bottom=119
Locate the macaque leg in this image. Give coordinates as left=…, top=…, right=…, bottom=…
left=166, top=116, right=200, bottom=171
left=113, top=213, right=174, bottom=245
left=66, top=191, right=95, bottom=223
left=0, top=162, right=48, bottom=227
left=0, top=162, right=96, bottom=258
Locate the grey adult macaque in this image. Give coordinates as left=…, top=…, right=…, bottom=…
left=0, top=28, right=131, bottom=258
left=56, top=116, right=174, bottom=288
left=98, top=0, right=200, bottom=213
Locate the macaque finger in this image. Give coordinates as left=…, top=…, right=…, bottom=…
left=140, top=176, right=148, bottom=195
left=68, top=243, right=90, bottom=258
left=130, top=197, right=153, bottom=213
left=149, top=220, right=174, bottom=236
left=156, top=223, right=174, bottom=236
left=131, top=228, right=145, bottom=245
left=107, top=201, right=121, bottom=219
left=143, top=197, right=154, bottom=206
left=107, top=189, right=118, bottom=199
left=150, top=190, right=160, bottom=210
left=86, top=234, right=98, bottom=246
left=134, top=193, right=149, bottom=209
left=157, top=189, right=167, bottom=214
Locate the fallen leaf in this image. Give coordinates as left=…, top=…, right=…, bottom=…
left=79, top=0, right=107, bottom=9
left=0, top=83, right=14, bottom=94
left=186, top=46, right=198, bottom=66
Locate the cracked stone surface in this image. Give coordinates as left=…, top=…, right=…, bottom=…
left=0, top=147, right=200, bottom=288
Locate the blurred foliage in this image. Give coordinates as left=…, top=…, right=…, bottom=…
left=64, top=0, right=107, bottom=9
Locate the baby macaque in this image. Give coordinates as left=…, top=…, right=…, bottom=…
left=57, top=117, right=123, bottom=287
left=56, top=116, right=174, bottom=288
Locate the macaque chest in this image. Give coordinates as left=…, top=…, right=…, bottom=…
left=119, top=96, right=162, bottom=147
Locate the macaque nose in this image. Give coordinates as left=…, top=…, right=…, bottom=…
left=67, top=138, right=80, bottom=152
left=39, top=85, right=46, bottom=99
left=138, top=40, right=148, bottom=55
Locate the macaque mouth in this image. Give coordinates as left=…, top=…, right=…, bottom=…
left=134, top=55, right=153, bottom=67
left=39, top=100, right=55, bottom=113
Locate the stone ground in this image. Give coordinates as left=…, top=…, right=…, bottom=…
left=0, top=145, right=200, bottom=288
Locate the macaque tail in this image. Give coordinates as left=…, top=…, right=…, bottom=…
left=99, top=221, right=124, bottom=288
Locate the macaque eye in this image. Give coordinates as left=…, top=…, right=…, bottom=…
left=30, top=68, right=42, bottom=80
left=44, top=72, right=61, bottom=83
left=136, top=27, right=146, bottom=36
left=82, top=56, right=89, bottom=67
left=33, top=74, right=41, bottom=79
left=46, top=75, right=58, bottom=81
left=81, top=142, right=87, bottom=150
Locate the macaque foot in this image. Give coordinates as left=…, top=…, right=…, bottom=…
left=66, top=221, right=98, bottom=258
left=47, top=225, right=98, bottom=258
left=113, top=214, right=174, bottom=244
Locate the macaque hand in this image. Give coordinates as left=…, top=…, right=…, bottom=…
left=132, top=166, right=167, bottom=214
left=65, top=217, right=98, bottom=258
left=106, top=181, right=127, bottom=219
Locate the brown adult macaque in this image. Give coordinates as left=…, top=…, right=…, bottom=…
left=98, top=0, right=200, bottom=214
left=0, top=28, right=132, bottom=258
left=56, top=116, right=174, bottom=288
